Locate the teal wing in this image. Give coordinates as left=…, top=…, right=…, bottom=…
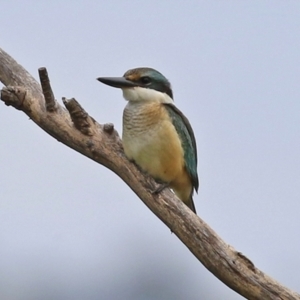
left=164, top=103, right=199, bottom=192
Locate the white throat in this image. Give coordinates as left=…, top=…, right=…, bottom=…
left=122, top=87, right=173, bottom=104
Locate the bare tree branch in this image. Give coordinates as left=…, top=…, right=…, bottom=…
left=0, top=47, right=299, bottom=300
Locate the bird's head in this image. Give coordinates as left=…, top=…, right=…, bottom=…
left=97, top=67, right=173, bottom=104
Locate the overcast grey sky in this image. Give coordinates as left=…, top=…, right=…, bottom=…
left=1, top=1, right=300, bottom=299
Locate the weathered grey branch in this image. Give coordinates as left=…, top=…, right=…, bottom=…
left=0, top=47, right=299, bottom=300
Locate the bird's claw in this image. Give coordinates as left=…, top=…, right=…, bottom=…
left=151, top=183, right=169, bottom=195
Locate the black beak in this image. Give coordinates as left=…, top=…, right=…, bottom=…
left=97, top=77, right=137, bottom=88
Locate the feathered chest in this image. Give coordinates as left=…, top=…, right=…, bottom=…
left=122, top=101, right=180, bottom=162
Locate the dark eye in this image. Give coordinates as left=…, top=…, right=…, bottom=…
left=140, top=76, right=151, bottom=85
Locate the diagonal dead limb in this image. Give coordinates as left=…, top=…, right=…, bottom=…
left=0, top=47, right=299, bottom=300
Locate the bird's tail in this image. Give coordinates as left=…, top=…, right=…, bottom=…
left=173, top=186, right=197, bottom=214
left=187, top=196, right=196, bottom=214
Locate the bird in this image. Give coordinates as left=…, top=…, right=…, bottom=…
left=97, top=67, right=199, bottom=213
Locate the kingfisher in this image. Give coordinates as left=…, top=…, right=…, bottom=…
left=97, top=67, right=199, bottom=213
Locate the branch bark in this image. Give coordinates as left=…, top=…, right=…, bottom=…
left=0, top=47, right=299, bottom=300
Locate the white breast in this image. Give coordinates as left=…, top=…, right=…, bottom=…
left=122, top=100, right=185, bottom=183
left=122, top=101, right=159, bottom=160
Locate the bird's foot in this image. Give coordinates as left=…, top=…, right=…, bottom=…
left=151, top=183, right=169, bottom=195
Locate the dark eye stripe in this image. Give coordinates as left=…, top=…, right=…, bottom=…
left=140, top=76, right=151, bottom=84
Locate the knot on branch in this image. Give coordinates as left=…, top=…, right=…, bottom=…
left=0, top=86, right=27, bottom=110
left=63, top=97, right=95, bottom=136
left=236, top=252, right=255, bottom=272
left=103, top=123, right=114, bottom=134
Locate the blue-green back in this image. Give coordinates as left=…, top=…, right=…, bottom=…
left=164, top=103, right=199, bottom=192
